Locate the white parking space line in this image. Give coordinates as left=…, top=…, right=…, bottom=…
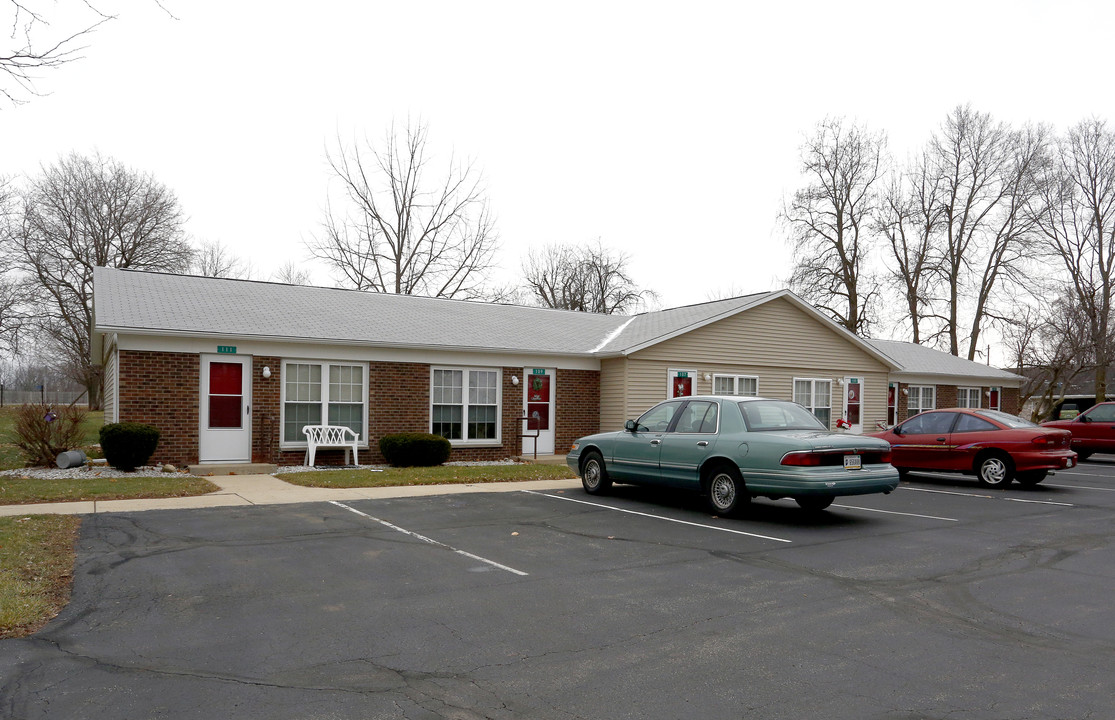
left=1003, top=497, right=1075, bottom=507
left=523, top=490, right=793, bottom=543
left=832, top=504, right=958, bottom=521
left=901, top=486, right=1074, bottom=507
left=1045, top=483, right=1115, bottom=492
left=329, top=501, right=528, bottom=576
left=902, top=487, right=992, bottom=499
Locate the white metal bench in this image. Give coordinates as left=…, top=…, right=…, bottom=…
left=302, top=425, right=360, bottom=466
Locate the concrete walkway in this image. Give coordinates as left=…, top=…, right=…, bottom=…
left=0, top=474, right=583, bottom=517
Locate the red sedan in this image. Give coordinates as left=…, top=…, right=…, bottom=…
left=869, top=408, right=1076, bottom=488
left=1041, top=401, right=1115, bottom=461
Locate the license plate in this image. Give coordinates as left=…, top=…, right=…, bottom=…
left=844, top=455, right=862, bottom=470
left=1067, top=458, right=1074, bottom=468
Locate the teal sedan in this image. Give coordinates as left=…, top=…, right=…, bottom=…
left=567, top=396, right=899, bottom=514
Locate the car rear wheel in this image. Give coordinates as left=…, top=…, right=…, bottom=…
left=796, top=496, right=835, bottom=512
left=975, top=452, right=1014, bottom=488
left=1016, top=470, right=1048, bottom=487
left=580, top=451, right=612, bottom=495
left=707, top=466, right=748, bottom=516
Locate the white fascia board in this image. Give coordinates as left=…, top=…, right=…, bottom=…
left=112, top=332, right=602, bottom=371
left=891, top=372, right=1021, bottom=388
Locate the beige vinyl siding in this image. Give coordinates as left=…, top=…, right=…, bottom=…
left=599, top=357, right=628, bottom=432
left=619, top=297, right=892, bottom=430
left=103, top=345, right=118, bottom=423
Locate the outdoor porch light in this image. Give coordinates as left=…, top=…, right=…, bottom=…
left=511, top=375, right=519, bottom=385
left=262, top=366, right=272, bottom=379
left=901, top=387, right=909, bottom=396
left=704, top=373, right=711, bottom=381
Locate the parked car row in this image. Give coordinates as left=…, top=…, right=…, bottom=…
left=567, top=396, right=1098, bottom=515
left=869, top=408, right=1076, bottom=487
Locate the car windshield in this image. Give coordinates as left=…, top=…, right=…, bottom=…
left=974, top=409, right=1035, bottom=428
left=738, top=400, right=827, bottom=431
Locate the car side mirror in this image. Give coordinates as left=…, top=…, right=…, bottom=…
left=893, top=427, right=904, bottom=437
left=1079, top=415, right=1090, bottom=423
left=625, top=419, right=637, bottom=433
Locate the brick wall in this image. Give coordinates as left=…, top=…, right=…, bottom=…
left=270, top=362, right=525, bottom=466
left=555, top=368, right=600, bottom=453
left=252, top=355, right=281, bottom=463
left=117, top=350, right=199, bottom=466
left=893, top=382, right=1022, bottom=424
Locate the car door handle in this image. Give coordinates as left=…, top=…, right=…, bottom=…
left=936, top=437, right=946, bottom=442
left=650, top=439, right=661, bottom=446
left=697, top=441, right=709, bottom=447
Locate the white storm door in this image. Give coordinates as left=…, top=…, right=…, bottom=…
left=199, top=354, right=252, bottom=463
left=523, top=368, right=556, bottom=455
left=843, top=377, right=863, bottom=434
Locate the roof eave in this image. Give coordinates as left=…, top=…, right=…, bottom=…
left=97, top=325, right=602, bottom=358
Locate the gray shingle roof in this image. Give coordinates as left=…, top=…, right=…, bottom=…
left=866, top=338, right=1021, bottom=382
left=94, top=269, right=1013, bottom=384
left=94, top=268, right=627, bottom=355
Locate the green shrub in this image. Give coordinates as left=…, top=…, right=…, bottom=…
left=99, top=422, right=161, bottom=472
left=11, top=404, right=88, bottom=466
left=378, top=433, right=451, bottom=467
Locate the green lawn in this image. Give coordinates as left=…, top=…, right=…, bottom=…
left=0, top=474, right=220, bottom=505
left=0, top=514, right=81, bottom=639
left=278, top=463, right=577, bottom=488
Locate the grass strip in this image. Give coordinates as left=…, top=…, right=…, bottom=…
left=278, top=463, right=577, bottom=488
left=0, top=514, right=81, bottom=639
left=0, top=475, right=220, bottom=505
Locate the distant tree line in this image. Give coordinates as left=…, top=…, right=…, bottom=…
left=0, top=125, right=657, bottom=408
left=784, top=106, right=1115, bottom=413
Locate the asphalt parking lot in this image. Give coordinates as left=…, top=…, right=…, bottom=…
left=4, top=459, right=1115, bottom=720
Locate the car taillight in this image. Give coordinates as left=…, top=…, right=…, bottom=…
left=781, top=452, right=821, bottom=466
left=1031, top=435, right=1061, bottom=446
left=781, top=450, right=890, bottom=466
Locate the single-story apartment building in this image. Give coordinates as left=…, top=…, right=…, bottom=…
left=92, top=268, right=1022, bottom=468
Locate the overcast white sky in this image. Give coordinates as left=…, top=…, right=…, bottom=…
left=4, top=0, right=1114, bottom=347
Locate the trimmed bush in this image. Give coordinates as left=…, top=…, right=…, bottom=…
left=378, top=433, right=451, bottom=467
left=99, top=422, right=161, bottom=472
left=12, top=404, right=88, bottom=466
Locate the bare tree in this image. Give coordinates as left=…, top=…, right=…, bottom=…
left=875, top=152, right=945, bottom=344
left=1, top=1, right=116, bottom=105
left=1013, top=292, right=1099, bottom=420
left=783, top=117, right=886, bottom=334
left=520, top=240, right=657, bottom=314
left=0, top=174, right=29, bottom=353
left=924, top=106, right=1046, bottom=360
left=271, top=260, right=313, bottom=286
left=189, top=239, right=250, bottom=279
left=12, top=151, right=192, bottom=407
left=1032, top=118, right=1115, bottom=403
left=307, top=121, right=498, bottom=300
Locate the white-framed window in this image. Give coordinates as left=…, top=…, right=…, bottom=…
left=907, top=385, right=936, bottom=416
left=281, top=360, right=368, bottom=445
left=431, top=367, right=501, bottom=444
left=713, top=374, right=759, bottom=396
left=793, top=378, right=832, bottom=427
left=957, top=387, right=981, bottom=408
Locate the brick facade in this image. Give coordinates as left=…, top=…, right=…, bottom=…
left=555, top=368, right=600, bottom=455
left=892, top=382, right=1021, bottom=425
left=249, top=360, right=589, bottom=466
left=117, top=350, right=199, bottom=466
